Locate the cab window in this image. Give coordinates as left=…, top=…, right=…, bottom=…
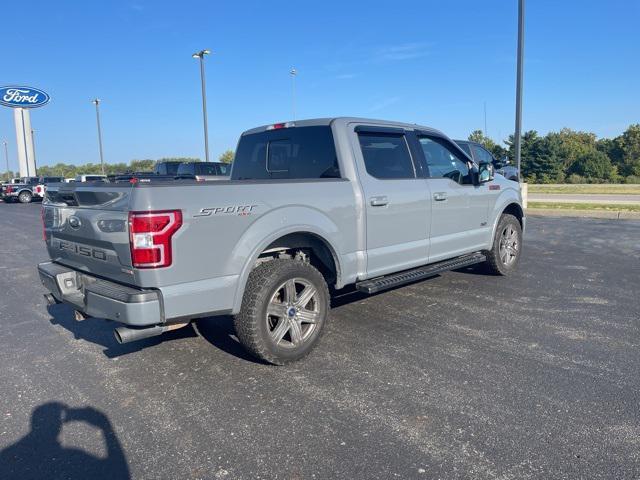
left=358, top=133, right=415, bottom=179
left=418, top=137, right=473, bottom=185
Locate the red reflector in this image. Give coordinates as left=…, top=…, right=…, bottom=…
left=129, top=178, right=139, bottom=184
left=128, top=210, right=182, bottom=268
left=489, top=184, right=501, bottom=190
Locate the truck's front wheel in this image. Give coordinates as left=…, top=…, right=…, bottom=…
left=234, top=259, right=330, bottom=365
left=485, top=213, right=522, bottom=275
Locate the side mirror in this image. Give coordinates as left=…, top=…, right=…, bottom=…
left=502, top=156, right=511, bottom=165
left=478, top=162, right=494, bottom=183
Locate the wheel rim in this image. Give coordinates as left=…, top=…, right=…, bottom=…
left=19, top=192, right=30, bottom=202
left=266, top=277, right=321, bottom=349
left=498, top=224, right=519, bottom=266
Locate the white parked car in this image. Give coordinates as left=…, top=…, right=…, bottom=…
left=75, top=174, right=107, bottom=182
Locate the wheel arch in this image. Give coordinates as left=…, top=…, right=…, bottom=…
left=490, top=200, right=525, bottom=246
left=229, top=209, right=344, bottom=314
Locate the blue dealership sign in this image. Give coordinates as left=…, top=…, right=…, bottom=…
left=0, top=85, right=50, bottom=108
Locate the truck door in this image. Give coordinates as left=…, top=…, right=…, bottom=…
left=415, top=134, right=490, bottom=262
left=353, top=126, right=431, bottom=278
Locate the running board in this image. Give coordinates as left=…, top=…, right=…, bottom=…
left=355, top=252, right=486, bottom=294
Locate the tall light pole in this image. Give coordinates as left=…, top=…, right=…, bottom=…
left=3, top=140, right=9, bottom=181
left=514, top=0, right=525, bottom=182
left=192, top=49, right=211, bottom=162
left=91, top=98, right=105, bottom=174
left=31, top=129, right=37, bottom=174
left=290, top=68, right=297, bottom=121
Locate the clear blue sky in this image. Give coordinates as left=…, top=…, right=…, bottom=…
left=1, top=0, right=638, bottom=167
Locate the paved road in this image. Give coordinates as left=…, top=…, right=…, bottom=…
left=1, top=203, right=639, bottom=479
left=529, top=193, right=640, bottom=204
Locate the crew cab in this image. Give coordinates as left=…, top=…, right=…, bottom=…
left=38, top=118, right=524, bottom=364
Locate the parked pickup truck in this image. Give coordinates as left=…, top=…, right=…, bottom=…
left=2, top=176, right=65, bottom=203
left=38, top=118, right=524, bottom=364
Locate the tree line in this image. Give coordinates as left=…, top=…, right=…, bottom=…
left=5, top=150, right=235, bottom=180
left=469, top=124, right=640, bottom=184
left=5, top=125, right=640, bottom=184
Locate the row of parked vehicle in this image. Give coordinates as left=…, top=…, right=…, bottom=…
left=0, top=161, right=232, bottom=203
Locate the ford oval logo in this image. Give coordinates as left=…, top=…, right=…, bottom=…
left=0, top=86, right=50, bottom=109
left=68, top=216, right=81, bottom=229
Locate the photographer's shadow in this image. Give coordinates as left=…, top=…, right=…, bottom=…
left=47, top=304, right=196, bottom=358
left=0, top=402, right=130, bottom=480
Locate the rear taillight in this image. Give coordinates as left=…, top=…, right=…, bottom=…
left=35, top=186, right=42, bottom=194
left=6, top=186, right=12, bottom=194
left=128, top=210, right=182, bottom=268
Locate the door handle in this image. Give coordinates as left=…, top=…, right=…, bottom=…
left=433, top=192, right=448, bottom=201
left=370, top=196, right=388, bottom=207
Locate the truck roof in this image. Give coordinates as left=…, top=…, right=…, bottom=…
left=241, top=117, right=445, bottom=137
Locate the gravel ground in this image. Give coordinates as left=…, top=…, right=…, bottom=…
left=0, top=202, right=638, bottom=479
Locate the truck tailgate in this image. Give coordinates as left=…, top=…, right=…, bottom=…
left=43, top=184, right=135, bottom=285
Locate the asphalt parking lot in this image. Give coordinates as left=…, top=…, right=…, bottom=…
left=0, top=202, right=638, bottom=480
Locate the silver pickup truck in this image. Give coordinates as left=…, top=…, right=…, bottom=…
left=38, top=117, right=524, bottom=364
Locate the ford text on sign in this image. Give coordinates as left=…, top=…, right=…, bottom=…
left=0, top=86, right=50, bottom=108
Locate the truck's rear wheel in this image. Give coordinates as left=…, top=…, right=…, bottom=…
left=234, top=258, right=330, bottom=365
left=18, top=191, right=32, bottom=204
left=485, top=213, right=522, bottom=275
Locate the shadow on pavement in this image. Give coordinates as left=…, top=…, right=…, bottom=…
left=47, top=304, right=197, bottom=358
left=0, top=402, right=130, bottom=480
left=193, top=315, right=265, bottom=364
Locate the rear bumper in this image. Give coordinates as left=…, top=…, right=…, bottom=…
left=38, top=261, right=162, bottom=326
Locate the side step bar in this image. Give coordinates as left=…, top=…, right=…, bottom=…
left=355, top=252, right=486, bottom=294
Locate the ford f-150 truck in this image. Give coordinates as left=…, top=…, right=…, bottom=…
left=38, top=117, right=524, bottom=364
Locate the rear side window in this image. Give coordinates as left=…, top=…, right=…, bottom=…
left=217, top=163, right=230, bottom=175
left=231, top=126, right=340, bottom=180
left=195, top=163, right=218, bottom=175
left=358, top=133, right=415, bottom=179
left=177, top=163, right=194, bottom=175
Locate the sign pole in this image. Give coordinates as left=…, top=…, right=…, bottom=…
left=3, top=140, right=9, bottom=181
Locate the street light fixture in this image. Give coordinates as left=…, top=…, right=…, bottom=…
left=91, top=98, right=106, bottom=175
left=290, top=68, right=297, bottom=121
left=192, top=49, right=212, bottom=163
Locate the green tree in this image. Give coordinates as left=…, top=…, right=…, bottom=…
left=616, top=124, right=640, bottom=176
left=468, top=130, right=497, bottom=151
left=568, top=150, right=614, bottom=181
left=219, top=150, right=234, bottom=163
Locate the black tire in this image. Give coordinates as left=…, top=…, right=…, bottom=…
left=18, top=191, right=32, bottom=204
left=485, top=213, right=522, bottom=276
left=234, top=258, right=330, bottom=365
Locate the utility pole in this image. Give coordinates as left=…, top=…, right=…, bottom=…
left=192, top=49, right=211, bottom=162
left=3, top=140, right=8, bottom=181
left=514, top=0, right=525, bottom=182
left=290, top=68, right=297, bottom=121
left=91, top=99, right=105, bottom=174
